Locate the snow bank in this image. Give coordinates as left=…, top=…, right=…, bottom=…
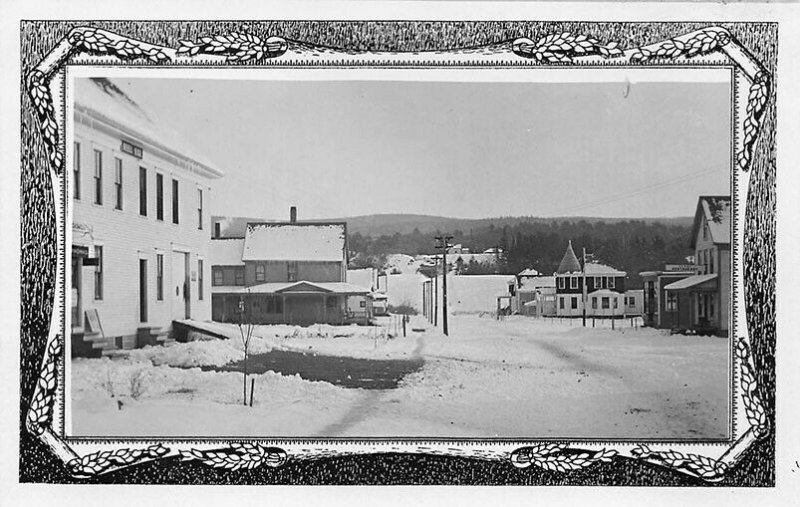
left=125, top=335, right=273, bottom=368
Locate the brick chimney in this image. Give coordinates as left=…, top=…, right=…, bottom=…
left=290, top=206, right=297, bottom=223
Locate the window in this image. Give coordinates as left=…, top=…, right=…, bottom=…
left=214, top=222, right=221, bottom=238
left=172, top=178, right=179, bottom=224
left=608, top=277, right=616, bottom=289
left=287, top=261, right=298, bottom=282
left=114, top=157, right=123, bottom=210
left=628, top=296, right=636, bottom=308
left=559, top=297, right=564, bottom=309
left=154, top=173, right=163, bottom=220
left=571, top=297, right=578, bottom=309
left=558, top=277, right=565, bottom=290
left=570, top=276, right=578, bottom=289
left=327, top=297, right=337, bottom=309
left=197, top=189, right=203, bottom=230
left=594, top=276, right=602, bottom=289
left=213, top=267, right=223, bottom=286
left=234, top=267, right=244, bottom=286
left=255, top=264, right=266, bottom=282
left=274, top=296, right=283, bottom=314
left=613, top=298, right=618, bottom=309
left=139, top=259, right=148, bottom=322
left=156, top=254, right=164, bottom=300
left=592, top=297, right=597, bottom=309
left=666, top=292, right=677, bottom=312
left=93, top=149, right=103, bottom=205
left=710, top=249, right=715, bottom=274
left=709, top=293, right=715, bottom=317
left=360, top=300, right=366, bottom=308
left=198, top=259, right=204, bottom=300
left=73, top=142, right=81, bottom=199
left=139, top=167, right=147, bottom=216
left=602, top=297, right=610, bottom=309
left=93, top=246, right=103, bottom=300
left=703, top=222, right=708, bottom=241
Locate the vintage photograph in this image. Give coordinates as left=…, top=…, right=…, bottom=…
left=17, top=16, right=780, bottom=488
left=67, top=68, right=733, bottom=439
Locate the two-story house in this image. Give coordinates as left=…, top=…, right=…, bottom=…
left=554, top=241, right=627, bottom=318
left=663, top=196, right=731, bottom=336
left=70, top=78, right=224, bottom=357
left=210, top=209, right=370, bottom=325
left=639, top=265, right=697, bottom=330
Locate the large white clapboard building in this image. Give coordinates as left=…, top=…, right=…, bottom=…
left=70, top=78, right=224, bottom=356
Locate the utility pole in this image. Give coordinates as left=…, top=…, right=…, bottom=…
left=434, top=256, right=439, bottom=327
left=582, top=247, right=587, bottom=327
left=435, top=235, right=453, bottom=336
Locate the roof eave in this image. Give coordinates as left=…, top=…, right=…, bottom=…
left=76, top=104, right=225, bottom=180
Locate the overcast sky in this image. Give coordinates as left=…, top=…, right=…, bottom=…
left=111, top=74, right=731, bottom=220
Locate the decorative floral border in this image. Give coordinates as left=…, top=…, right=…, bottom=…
left=22, top=23, right=773, bottom=483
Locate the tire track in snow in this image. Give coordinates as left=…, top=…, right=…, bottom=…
left=316, top=333, right=430, bottom=437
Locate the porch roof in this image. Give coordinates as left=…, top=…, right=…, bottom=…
left=213, top=280, right=370, bottom=296
left=663, top=273, right=718, bottom=291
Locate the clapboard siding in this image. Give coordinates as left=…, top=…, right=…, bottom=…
left=244, top=260, right=344, bottom=285
left=71, top=122, right=215, bottom=341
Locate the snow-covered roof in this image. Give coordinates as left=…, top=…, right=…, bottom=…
left=584, top=262, right=626, bottom=277
left=588, top=289, right=623, bottom=297
left=692, top=196, right=731, bottom=247
left=209, top=238, right=244, bottom=266
left=664, top=273, right=719, bottom=291
left=556, top=241, right=582, bottom=274
left=520, top=276, right=556, bottom=290
left=74, top=78, right=224, bottom=179
left=242, top=222, right=346, bottom=262
left=212, top=216, right=264, bottom=238
left=518, top=268, right=540, bottom=277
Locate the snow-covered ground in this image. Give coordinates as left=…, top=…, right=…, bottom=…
left=384, top=273, right=511, bottom=314
left=70, top=315, right=729, bottom=439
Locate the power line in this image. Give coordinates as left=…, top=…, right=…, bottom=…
left=540, top=165, right=728, bottom=218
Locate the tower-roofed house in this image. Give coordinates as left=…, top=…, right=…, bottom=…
left=210, top=209, right=371, bottom=325
left=663, top=196, right=731, bottom=336
left=70, top=78, right=224, bottom=357
left=554, top=241, right=627, bottom=318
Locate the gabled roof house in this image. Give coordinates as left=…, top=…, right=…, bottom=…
left=210, top=209, right=370, bottom=325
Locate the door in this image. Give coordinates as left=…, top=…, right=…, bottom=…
left=71, top=255, right=82, bottom=328
left=139, top=259, right=148, bottom=323
left=171, top=251, right=190, bottom=320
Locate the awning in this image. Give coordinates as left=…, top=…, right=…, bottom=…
left=664, top=273, right=718, bottom=291
left=213, top=280, right=370, bottom=296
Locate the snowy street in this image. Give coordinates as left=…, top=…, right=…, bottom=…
left=70, top=315, right=729, bottom=439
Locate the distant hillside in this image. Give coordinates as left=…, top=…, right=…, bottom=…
left=213, top=213, right=693, bottom=238
left=318, top=213, right=694, bottom=237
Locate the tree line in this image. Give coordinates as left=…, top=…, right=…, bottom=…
left=348, top=218, right=694, bottom=289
